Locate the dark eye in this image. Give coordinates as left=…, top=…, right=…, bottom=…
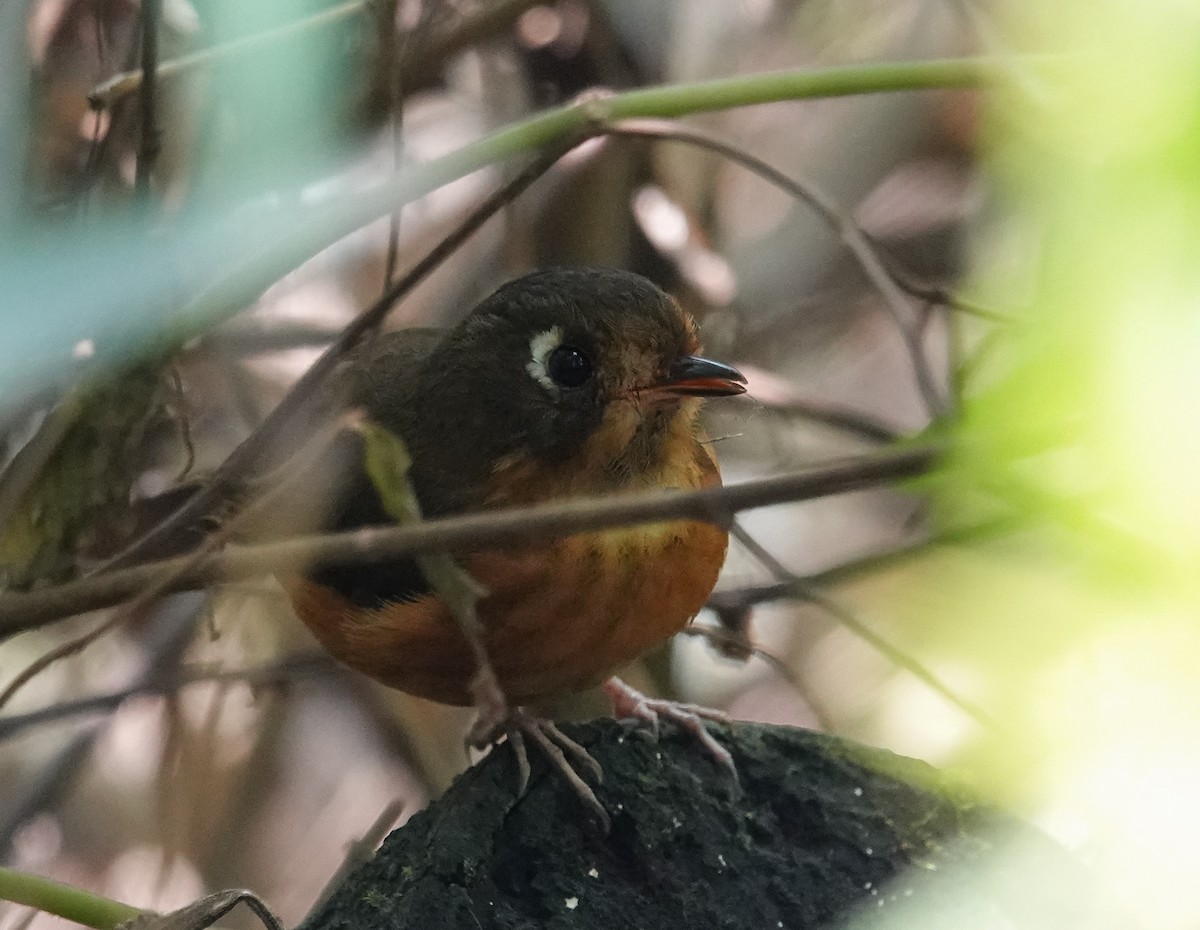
left=547, top=345, right=593, bottom=388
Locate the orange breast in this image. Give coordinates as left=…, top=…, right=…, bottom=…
left=285, top=426, right=729, bottom=706
left=285, top=516, right=727, bottom=705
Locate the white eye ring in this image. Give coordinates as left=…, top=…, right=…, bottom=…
left=526, top=327, right=563, bottom=393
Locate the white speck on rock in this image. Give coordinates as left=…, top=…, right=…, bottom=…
left=565, top=897, right=578, bottom=910
left=717, top=854, right=726, bottom=868
left=73, top=339, right=96, bottom=360
left=853, top=787, right=863, bottom=797
left=865, top=847, right=873, bottom=856
left=587, top=868, right=599, bottom=878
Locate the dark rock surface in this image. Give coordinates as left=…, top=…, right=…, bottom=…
left=302, top=720, right=1130, bottom=929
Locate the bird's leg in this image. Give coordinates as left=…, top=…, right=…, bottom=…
left=465, top=654, right=510, bottom=746
left=603, top=677, right=737, bottom=777
left=470, top=706, right=610, bottom=831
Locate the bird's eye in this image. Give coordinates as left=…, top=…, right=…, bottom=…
left=547, top=345, right=593, bottom=388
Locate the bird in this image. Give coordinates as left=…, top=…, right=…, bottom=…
left=277, top=267, right=746, bottom=824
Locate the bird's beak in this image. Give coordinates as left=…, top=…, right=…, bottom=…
left=651, top=355, right=748, bottom=398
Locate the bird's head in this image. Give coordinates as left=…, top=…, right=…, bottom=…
left=376, top=267, right=745, bottom=509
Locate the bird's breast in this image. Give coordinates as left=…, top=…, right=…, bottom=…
left=287, top=516, right=727, bottom=706
left=286, top=428, right=729, bottom=705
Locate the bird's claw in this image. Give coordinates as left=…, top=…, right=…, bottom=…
left=470, top=704, right=610, bottom=833
left=603, top=677, right=737, bottom=779
left=509, top=711, right=609, bottom=831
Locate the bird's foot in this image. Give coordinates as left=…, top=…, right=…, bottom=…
left=470, top=704, right=610, bottom=832
left=603, top=677, right=737, bottom=778
left=465, top=664, right=511, bottom=749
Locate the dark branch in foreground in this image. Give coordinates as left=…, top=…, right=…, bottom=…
left=0, top=446, right=938, bottom=637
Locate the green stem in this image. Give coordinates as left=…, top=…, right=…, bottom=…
left=0, top=866, right=143, bottom=930
left=188, top=56, right=1005, bottom=326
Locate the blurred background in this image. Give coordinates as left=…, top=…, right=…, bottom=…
left=2, top=1, right=1199, bottom=929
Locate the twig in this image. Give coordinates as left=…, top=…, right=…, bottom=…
left=728, top=523, right=995, bottom=729
left=0, top=446, right=939, bottom=637
left=603, top=119, right=948, bottom=418
left=678, top=625, right=835, bottom=732
left=0, top=731, right=99, bottom=861
left=135, top=0, right=162, bottom=200
left=0, top=594, right=206, bottom=857
left=876, top=250, right=1009, bottom=323
left=89, top=0, right=368, bottom=110
left=706, top=518, right=1013, bottom=615
left=0, top=418, right=353, bottom=707
left=379, top=0, right=404, bottom=291
left=306, top=798, right=405, bottom=920
left=88, top=0, right=547, bottom=111
left=0, top=612, right=126, bottom=710
left=760, top=398, right=900, bottom=444
left=0, top=653, right=331, bottom=741
left=169, top=365, right=196, bottom=481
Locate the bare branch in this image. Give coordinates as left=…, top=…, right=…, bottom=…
left=759, top=398, right=900, bottom=444
left=0, top=446, right=938, bottom=637
left=135, top=0, right=162, bottom=201
left=0, top=653, right=330, bottom=741
left=88, top=0, right=546, bottom=111
left=728, top=523, right=995, bottom=729
left=603, top=119, right=949, bottom=417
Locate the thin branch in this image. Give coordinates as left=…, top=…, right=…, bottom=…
left=0, top=446, right=939, bottom=637
left=728, top=523, right=996, bottom=729
left=0, top=594, right=206, bottom=857
left=0, top=653, right=331, bottom=741
left=0, top=418, right=352, bottom=708
left=88, top=0, right=547, bottom=111
left=307, top=799, right=405, bottom=920
left=603, top=119, right=948, bottom=417
left=759, top=398, right=900, bottom=444
left=0, top=612, right=125, bottom=709
left=89, top=0, right=368, bottom=110
left=379, top=0, right=405, bottom=291
left=679, top=625, right=835, bottom=732
left=877, top=251, right=1009, bottom=323
left=706, top=518, right=1013, bottom=615
left=135, top=0, right=162, bottom=201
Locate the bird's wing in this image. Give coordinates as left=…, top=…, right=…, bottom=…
left=302, top=328, right=444, bottom=608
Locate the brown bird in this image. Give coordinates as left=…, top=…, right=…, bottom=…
left=280, top=267, right=745, bottom=823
